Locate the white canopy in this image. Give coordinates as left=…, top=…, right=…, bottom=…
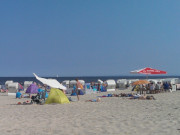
left=104, top=79, right=116, bottom=85
left=98, top=79, right=103, bottom=84
left=33, top=73, right=67, bottom=90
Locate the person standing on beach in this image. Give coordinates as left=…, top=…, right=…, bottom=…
left=75, top=78, right=83, bottom=101
left=97, top=82, right=101, bottom=92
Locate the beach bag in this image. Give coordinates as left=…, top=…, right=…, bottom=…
left=71, top=90, right=77, bottom=96
left=71, top=92, right=77, bottom=96
left=101, top=86, right=107, bottom=92
left=78, top=90, right=84, bottom=95
left=80, top=84, right=84, bottom=89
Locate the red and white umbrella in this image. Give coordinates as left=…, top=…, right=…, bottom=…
left=130, top=67, right=167, bottom=75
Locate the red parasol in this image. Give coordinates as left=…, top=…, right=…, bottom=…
left=130, top=67, right=167, bottom=75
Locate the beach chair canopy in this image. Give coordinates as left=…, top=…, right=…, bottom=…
left=18, top=83, right=24, bottom=90
left=104, top=80, right=116, bottom=85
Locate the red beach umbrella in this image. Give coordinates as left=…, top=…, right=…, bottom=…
left=130, top=67, right=167, bottom=75
left=130, top=67, right=167, bottom=78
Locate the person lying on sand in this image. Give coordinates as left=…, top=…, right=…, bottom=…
left=99, top=93, right=133, bottom=98
left=145, top=95, right=156, bottom=100
left=86, top=98, right=101, bottom=102
left=0, top=89, right=8, bottom=93
left=129, top=95, right=155, bottom=100
left=121, top=93, right=134, bottom=97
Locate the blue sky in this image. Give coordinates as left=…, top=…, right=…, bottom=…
left=0, top=0, right=180, bottom=76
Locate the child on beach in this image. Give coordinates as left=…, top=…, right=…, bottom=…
left=16, top=90, right=22, bottom=99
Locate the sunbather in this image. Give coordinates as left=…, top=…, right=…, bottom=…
left=129, top=94, right=155, bottom=100
left=1, top=89, right=8, bottom=93
left=86, top=98, right=101, bottom=102
left=121, top=93, right=133, bottom=97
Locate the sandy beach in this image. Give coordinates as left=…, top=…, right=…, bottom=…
left=0, top=89, right=180, bottom=135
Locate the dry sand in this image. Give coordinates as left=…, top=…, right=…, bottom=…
left=0, top=89, right=180, bottom=135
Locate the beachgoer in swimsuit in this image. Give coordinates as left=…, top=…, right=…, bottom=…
left=75, top=78, right=83, bottom=101
left=16, top=90, right=22, bottom=99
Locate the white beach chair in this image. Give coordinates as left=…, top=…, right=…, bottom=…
left=104, top=80, right=116, bottom=91
left=8, top=82, right=18, bottom=96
